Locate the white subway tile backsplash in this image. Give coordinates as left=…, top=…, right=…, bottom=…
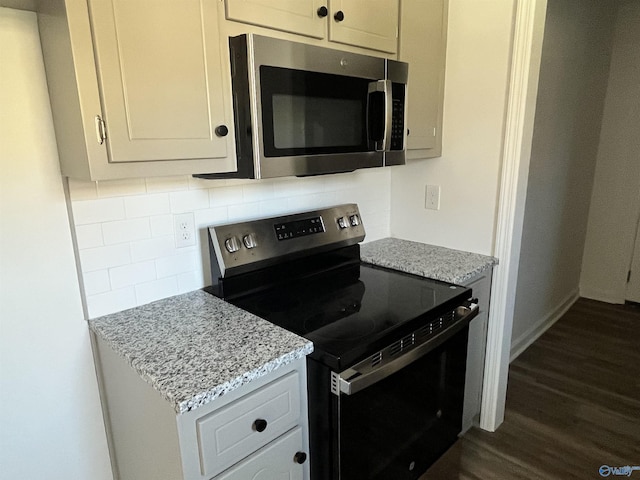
left=274, top=176, right=325, bottom=197
left=67, top=179, right=97, bottom=201
left=188, top=176, right=218, bottom=190
left=156, top=251, right=198, bottom=278
left=102, top=218, right=151, bottom=245
left=146, top=175, right=189, bottom=193
left=258, top=198, right=290, bottom=217
left=74, top=224, right=104, bottom=249
left=150, top=215, right=174, bottom=237
left=135, top=276, right=178, bottom=305
left=97, top=178, right=146, bottom=197
left=124, top=193, right=171, bottom=218
left=72, top=197, right=126, bottom=225
left=130, top=236, right=176, bottom=262
left=87, top=287, right=137, bottom=319
left=82, top=270, right=111, bottom=296
left=109, top=261, right=156, bottom=289
left=71, top=169, right=392, bottom=317
left=243, top=181, right=275, bottom=203
left=79, top=243, right=131, bottom=272
left=228, top=202, right=261, bottom=222
left=209, top=185, right=243, bottom=207
left=169, top=189, right=210, bottom=213
left=322, top=171, right=356, bottom=191
left=193, top=207, right=229, bottom=228
left=177, top=270, right=205, bottom=294
left=287, top=193, right=328, bottom=211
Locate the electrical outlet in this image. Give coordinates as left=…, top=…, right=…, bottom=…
left=174, top=213, right=196, bottom=248
left=425, top=185, right=441, bottom=210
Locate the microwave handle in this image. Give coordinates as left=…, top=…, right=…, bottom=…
left=367, top=80, right=392, bottom=151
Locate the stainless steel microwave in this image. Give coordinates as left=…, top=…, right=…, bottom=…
left=195, top=34, right=408, bottom=180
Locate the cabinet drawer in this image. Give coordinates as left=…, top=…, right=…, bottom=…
left=196, top=371, right=301, bottom=478
left=215, top=427, right=306, bottom=480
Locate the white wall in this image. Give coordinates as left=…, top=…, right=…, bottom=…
left=510, top=0, right=616, bottom=355
left=389, top=0, right=517, bottom=256
left=580, top=0, right=640, bottom=304
left=69, top=168, right=392, bottom=318
left=0, top=8, right=112, bottom=479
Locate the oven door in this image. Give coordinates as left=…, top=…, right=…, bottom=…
left=338, top=325, right=469, bottom=479
left=306, top=324, right=470, bottom=480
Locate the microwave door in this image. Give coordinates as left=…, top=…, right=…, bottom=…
left=367, top=80, right=393, bottom=152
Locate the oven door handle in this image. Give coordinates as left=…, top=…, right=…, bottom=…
left=335, top=301, right=479, bottom=396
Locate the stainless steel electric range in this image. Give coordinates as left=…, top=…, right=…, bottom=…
left=205, top=204, right=478, bottom=480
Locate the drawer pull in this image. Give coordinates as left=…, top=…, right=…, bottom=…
left=294, top=451, right=307, bottom=464
left=253, top=418, right=268, bottom=432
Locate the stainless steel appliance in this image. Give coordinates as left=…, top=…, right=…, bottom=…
left=205, top=204, right=478, bottom=479
left=195, top=35, right=408, bottom=180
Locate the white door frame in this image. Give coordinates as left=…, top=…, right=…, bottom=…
left=479, top=0, right=548, bottom=431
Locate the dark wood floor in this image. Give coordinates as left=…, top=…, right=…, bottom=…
left=421, top=298, right=640, bottom=480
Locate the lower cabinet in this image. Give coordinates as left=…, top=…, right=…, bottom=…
left=461, top=268, right=494, bottom=432
left=92, top=334, right=310, bottom=480
left=216, top=427, right=305, bottom=480
left=181, top=370, right=305, bottom=479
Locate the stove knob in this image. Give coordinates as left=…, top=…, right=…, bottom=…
left=243, top=233, right=258, bottom=249
left=337, top=216, right=348, bottom=229
left=224, top=236, right=240, bottom=253
left=349, top=214, right=360, bottom=227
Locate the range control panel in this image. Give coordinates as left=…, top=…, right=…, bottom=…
left=275, top=216, right=325, bottom=241
left=209, top=204, right=365, bottom=278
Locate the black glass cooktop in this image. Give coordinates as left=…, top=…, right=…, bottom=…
left=227, top=263, right=471, bottom=371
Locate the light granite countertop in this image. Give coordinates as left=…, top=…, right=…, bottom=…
left=361, top=238, right=498, bottom=284
left=88, top=289, right=313, bottom=414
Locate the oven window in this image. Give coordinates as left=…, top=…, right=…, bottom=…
left=260, top=66, right=371, bottom=157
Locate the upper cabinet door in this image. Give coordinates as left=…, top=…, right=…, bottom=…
left=88, top=0, right=229, bottom=163
left=329, top=0, right=399, bottom=54
left=399, top=0, right=448, bottom=155
left=225, top=0, right=327, bottom=39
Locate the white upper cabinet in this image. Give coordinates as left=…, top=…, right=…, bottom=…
left=225, top=0, right=327, bottom=39
left=38, top=0, right=236, bottom=180
left=90, top=0, right=230, bottom=163
left=399, top=0, right=448, bottom=157
left=224, top=0, right=399, bottom=53
left=329, top=0, right=399, bottom=54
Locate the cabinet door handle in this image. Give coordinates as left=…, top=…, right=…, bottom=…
left=334, top=10, right=344, bottom=22
left=294, top=451, right=307, bottom=464
left=253, top=418, right=267, bottom=432
left=95, top=115, right=107, bottom=145
left=317, top=6, right=328, bottom=17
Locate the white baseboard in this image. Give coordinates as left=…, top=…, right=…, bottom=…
left=509, top=289, right=579, bottom=362
left=579, top=286, right=625, bottom=305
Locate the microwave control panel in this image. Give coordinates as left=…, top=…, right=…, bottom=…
left=391, top=83, right=406, bottom=151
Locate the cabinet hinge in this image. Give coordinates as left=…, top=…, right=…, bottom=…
left=95, top=115, right=107, bottom=145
